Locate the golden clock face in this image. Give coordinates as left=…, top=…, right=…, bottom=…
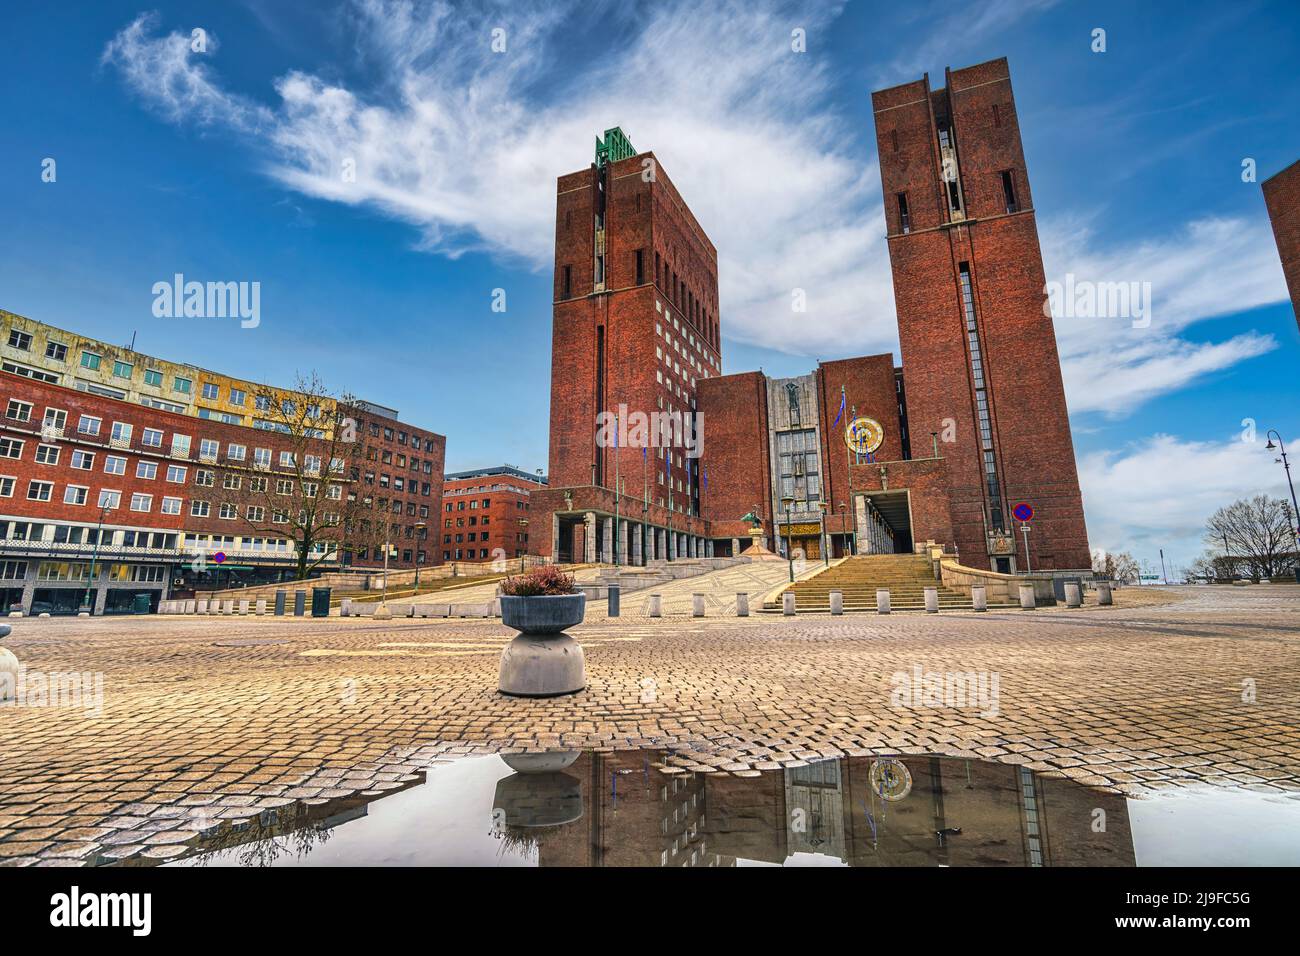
left=869, top=758, right=913, bottom=801
left=845, top=416, right=884, bottom=455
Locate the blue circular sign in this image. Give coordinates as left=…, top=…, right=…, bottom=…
left=1012, top=503, right=1033, bottom=522
left=213, top=551, right=227, bottom=564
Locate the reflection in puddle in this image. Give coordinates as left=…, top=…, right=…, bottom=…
left=146, top=752, right=1300, bottom=868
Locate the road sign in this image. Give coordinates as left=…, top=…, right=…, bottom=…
left=1012, top=502, right=1034, bottom=522
left=214, top=552, right=227, bottom=564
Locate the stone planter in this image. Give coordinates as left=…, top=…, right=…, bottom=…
left=0, top=624, right=16, bottom=703
left=498, top=593, right=587, bottom=697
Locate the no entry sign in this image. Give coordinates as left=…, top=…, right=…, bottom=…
left=1012, top=502, right=1034, bottom=522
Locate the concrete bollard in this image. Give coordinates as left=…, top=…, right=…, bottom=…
left=735, top=592, right=749, bottom=617
left=608, top=584, right=620, bottom=618
left=1065, top=582, right=1082, bottom=608
left=222, top=600, right=234, bottom=615
left=648, top=594, right=662, bottom=618
left=692, top=593, right=705, bottom=617
left=196, top=600, right=208, bottom=614
left=924, top=587, right=939, bottom=614
left=255, top=599, right=267, bottom=616
left=1097, top=582, right=1113, bottom=606
left=971, top=586, right=987, bottom=612
left=876, top=589, right=891, bottom=614
left=209, top=600, right=221, bottom=615
left=184, top=600, right=195, bottom=614
left=294, top=590, right=306, bottom=616
left=830, top=590, right=843, bottom=615
left=341, top=599, right=352, bottom=617
left=274, top=591, right=286, bottom=616
left=238, top=599, right=249, bottom=615
left=1019, top=584, right=1037, bottom=610
left=783, top=592, right=796, bottom=616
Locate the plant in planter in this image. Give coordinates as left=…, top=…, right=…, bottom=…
left=497, top=567, right=587, bottom=697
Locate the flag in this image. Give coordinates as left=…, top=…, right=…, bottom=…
left=833, top=387, right=846, bottom=427
left=703, top=465, right=709, bottom=491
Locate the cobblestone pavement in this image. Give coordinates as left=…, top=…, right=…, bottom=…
left=0, top=584, right=1296, bottom=866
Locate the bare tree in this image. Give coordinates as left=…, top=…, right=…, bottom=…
left=1092, top=548, right=1138, bottom=583
left=1204, top=495, right=1298, bottom=581
left=210, top=373, right=383, bottom=580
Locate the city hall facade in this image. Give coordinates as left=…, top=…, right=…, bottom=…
left=530, top=58, right=1091, bottom=574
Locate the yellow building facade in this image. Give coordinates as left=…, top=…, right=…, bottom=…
left=1, top=309, right=337, bottom=432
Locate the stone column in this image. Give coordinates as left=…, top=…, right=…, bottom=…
left=618, top=519, right=629, bottom=565
left=601, top=517, right=613, bottom=564
left=583, top=512, right=597, bottom=564
left=632, top=524, right=642, bottom=566
left=551, top=513, right=560, bottom=562
left=731, top=537, right=740, bottom=556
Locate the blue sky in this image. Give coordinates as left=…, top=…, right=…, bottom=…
left=1, top=0, right=1298, bottom=573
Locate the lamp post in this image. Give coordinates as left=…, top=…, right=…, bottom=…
left=781, top=494, right=795, bottom=582
left=517, top=516, right=529, bottom=572
left=80, top=503, right=110, bottom=615
left=413, top=521, right=427, bottom=590
left=818, top=500, right=829, bottom=566
left=1265, top=431, right=1300, bottom=551
left=376, top=537, right=393, bottom=616
left=838, top=500, right=850, bottom=556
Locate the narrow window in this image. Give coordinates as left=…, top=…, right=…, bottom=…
left=635, top=249, right=645, bottom=285
left=992, top=104, right=1001, bottom=128
left=890, top=129, right=899, bottom=152
left=562, top=264, right=572, bottom=299
left=1001, top=170, right=1018, bottom=213
left=896, top=193, right=911, bottom=234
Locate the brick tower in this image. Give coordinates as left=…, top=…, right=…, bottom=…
left=538, top=128, right=720, bottom=562
left=873, top=58, right=1090, bottom=571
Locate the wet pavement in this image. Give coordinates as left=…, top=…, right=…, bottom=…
left=1, top=584, right=1298, bottom=866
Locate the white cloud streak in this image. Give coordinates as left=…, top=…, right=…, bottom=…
left=102, top=0, right=1287, bottom=412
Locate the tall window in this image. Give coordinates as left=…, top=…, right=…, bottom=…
left=1001, top=170, right=1018, bottom=214
left=896, top=193, right=910, bottom=234
left=958, top=263, right=1004, bottom=531
left=776, top=428, right=820, bottom=511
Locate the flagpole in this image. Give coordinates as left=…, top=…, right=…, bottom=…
left=847, top=400, right=858, bottom=555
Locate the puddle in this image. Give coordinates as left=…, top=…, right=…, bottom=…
left=135, top=752, right=1300, bottom=867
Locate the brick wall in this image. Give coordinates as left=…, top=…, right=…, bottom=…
left=1263, top=159, right=1300, bottom=334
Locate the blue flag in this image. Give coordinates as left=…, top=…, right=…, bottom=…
left=703, top=465, right=709, bottom=491
left=833, top=388, right=845, bottom=427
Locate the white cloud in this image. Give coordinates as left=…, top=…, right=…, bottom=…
left=1041, top=214, right=1285, bottom=414
left=102, top=1, right=1287, bottom=404
left=1078, top=431, right=1296, bottom=569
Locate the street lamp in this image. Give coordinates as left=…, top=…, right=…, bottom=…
left=1263, top=434, right=1294, bottom=582
left=817, top=500, right=829, bottom=566
left=781, top=494, right=795, bottom=582
left=413, top=521, right=427, bottom=590
left=517, top=516, right=529, bottom=572
left=80, top=503, right=110, bottom=616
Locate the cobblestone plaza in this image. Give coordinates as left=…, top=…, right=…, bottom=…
left=1, top=581, right=1297, bottom=866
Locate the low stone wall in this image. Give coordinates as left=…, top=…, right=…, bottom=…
left=939, top=560, right=1058, bottom=605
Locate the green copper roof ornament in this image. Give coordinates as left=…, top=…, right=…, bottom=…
left=595, top=127, right=637, bottom=167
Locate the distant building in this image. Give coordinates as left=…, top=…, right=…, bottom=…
left=0, top=312, right=446, bottom=613
left=440, top=465, right=546, bottom=563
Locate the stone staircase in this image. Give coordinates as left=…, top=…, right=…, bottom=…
left=771, top=553, right=1017, bottom=612
left=582, top=556, right=752, bottom=599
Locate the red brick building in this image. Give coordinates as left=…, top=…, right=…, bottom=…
left=440, top=465, right=546, bottom=563
left=1263, top=158, right=1300, bottom=333
left=532, top=60, right=1092, bottom=574
left=343, top=400, right=445, bottom=571
left=872, top=57, right=1090, bottom=571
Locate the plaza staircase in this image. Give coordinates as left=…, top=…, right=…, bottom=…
left=772, top=554, right=1015, bottom=612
